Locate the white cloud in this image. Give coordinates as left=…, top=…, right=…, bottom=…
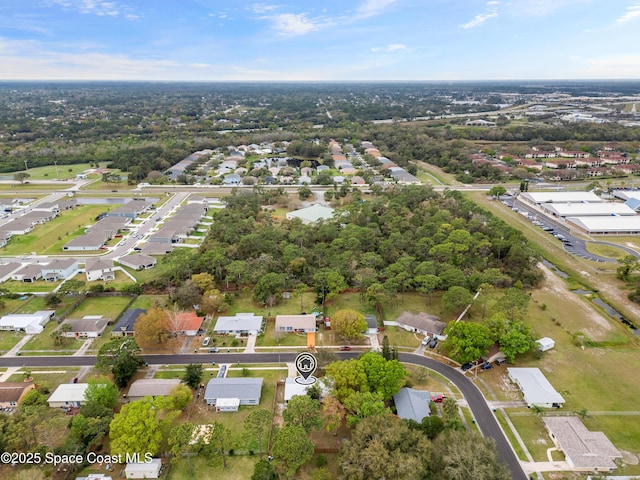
left=356, top=0, right=398, bottom=19
left=250, top=3, right=280, bottom=14
left=371, top=43, right=410, bottom=53
left=49, top=0, right=137, bottom=19
left=460, top=0, right=500, bottom=29
left=617, top=2, right=640, bottom=23
left=460, top=12, right=498, bottom=29
left=270, top=13, right=324, bottom=36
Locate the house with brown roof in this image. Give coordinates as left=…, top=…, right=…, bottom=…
left=171, top=311, right=204, bottom=336
left=0, top=382, right=35, bottom=408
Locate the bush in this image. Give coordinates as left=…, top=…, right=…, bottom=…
left=315, top=454, right=327, bottom=468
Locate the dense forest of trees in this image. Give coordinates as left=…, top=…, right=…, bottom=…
left=153, top=186, right=541, bottom=305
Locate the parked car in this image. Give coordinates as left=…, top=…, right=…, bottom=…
left=339, top=346, right=352, bottom=351
left=421, top=335, right=431, bottom=346
left=461, top=363, right=473, bottom=371
left=481, top=362, right=493, bottom=370
left=495, top=358, right=507, bottom=366
left=429, top=338, right=438, bottom=348
left=208, top=347, right=219, bottom=353
left=202, top=337, right=210, bottom=347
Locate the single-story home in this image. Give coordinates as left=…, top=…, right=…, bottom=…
left=118, top=253, right=157, bottom=270
left=171, top=311, right=204, bottom=336
left=0, top=311, right=55, bottom=334
left=213, top=313, right=263, bottom=336
left=11, top=264, right=43, bottom=283
left=507, top=367, right=565, bottom=408
left=111, top=308, right=146, bottom=337
left=285, top=204, right=335, bottom=224
left=395, top=312, right=446, bottom=337
left=60, top=316, right=110, bottom=338
left=275, top=314, right=317, bottom=333
left=543, top=416, right=622, bottom=472
left=204, top=378, right=263, bottom=411
left=0, top=262, right=22, bottom=283
left=127, top=379, right=181, bottom=402
left=393, top=387, right=431, bottom=423
left=85, top=258, right=115, bottom=282
left=0, top=382, right=36, bottom=408
left=284, top=377, right=328, bottom=404
left=63, top=231, right=110, bottom=251
left=125, top=459, right=162, bottom=479
left=48, top=383, right=90, bottom=408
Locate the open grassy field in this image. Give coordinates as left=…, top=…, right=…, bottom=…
left=71, top=295, right=132, bottom=320
left=0, top=331, right=22, bottom=353
left=5, top=163, right=98, bottom=181
left=585, top=242, right=629, bottom=260
left=507, top=413, right=551, bottom=462
left=1, top=204, right=114, bottom=255
left=129, top=294, right=169, bottom=309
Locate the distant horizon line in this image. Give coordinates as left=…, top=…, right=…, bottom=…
left=1, top=79, right=640, bottom=84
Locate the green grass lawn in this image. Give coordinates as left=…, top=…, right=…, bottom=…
left=7, top=163, right=97, bottom=181
left=16, top=294, right=77, bottom=315
left=0, top=331, right=23, bottom=353
left=167, top=454, right=257, bottom=480
left=20, top=321, right=85, bottom=354
left=224, top=291, right=318, bottom=318
left=256, top=321, right=308, bottom=347
left=1, top=205, right=114, bottom=255
left=585, top=242, right=629, bottom=260
left=71, top=295, right=132, bottom=320
left=129, top=294, right=169, bottom=309
left=495, top=411, right=528, bottom=461
left=8, top=367, right=80, bottom=392
left=380, top=326, right=422, bottom=349
left=1, top=280, right=61, bottom=294
left=507, top=413, right=551, bottom=461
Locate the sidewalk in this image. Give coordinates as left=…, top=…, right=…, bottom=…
left=4, top=335, right=33, bottom=357
left=73, top=338, right=95, bottom=356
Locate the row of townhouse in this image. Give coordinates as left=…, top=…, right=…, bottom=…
left=0, top=200, right=77, bottom=248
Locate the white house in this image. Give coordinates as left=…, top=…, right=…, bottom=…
left=275, top=314, right=317, bottom=333
left=0, top=311, right=55, bottom=334
left=507, top=367, right=565, bottom=408
left=286, top=204, right=335, bottom=224
left=125, top=459, right=162, bottom=479
left=213, top=313, right=263, bottom=336
left=48, top=383, right=90, bottom=408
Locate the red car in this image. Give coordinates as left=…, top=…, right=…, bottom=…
left=339, top=346, right=351, bottom=351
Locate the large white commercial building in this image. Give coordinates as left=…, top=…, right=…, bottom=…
left=567, top=216, right=640, bottom=235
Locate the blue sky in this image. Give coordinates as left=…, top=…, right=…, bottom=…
left=1, top=0, right=639, bottom=81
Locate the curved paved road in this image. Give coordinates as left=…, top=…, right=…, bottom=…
left=0, top=351, right=527, bottom=480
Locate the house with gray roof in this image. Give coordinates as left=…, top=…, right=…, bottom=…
left=204, top=378, right=263, bottom=411
left=543, top=416, right=621, bottom=472
left=40, top=258, right=79, bottom=281
left=63, top=230, right=110, bottom=251
left=61, top=316, right=110, bottom=338
left=127, top=379, right=181, bottom=401
left=214, top=313, right=264, bottom=336
left=393, top=388, right=431, bottom=422
left=395, top=312, right=446, bottom=336
left=4, top=219, right=34, bottom=235
left=0, top=311, right=55, bottom=334
left=0, top=262, right=21, bottom=283
left=507, top=367, right=565, bottom=408
left=118, top=253, right=157, bottom=270
left=85, top=258, right=115, bottom=281
left=111, top=308, right=146, bottom=337
left=286, top=204, right=335, bottom=224
left=11, top=264, right=43, bottom=283
left=142, top=242, right=174, bottom=255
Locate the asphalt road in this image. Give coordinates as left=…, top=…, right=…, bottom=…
left=0, top=351, right=528, bottom=480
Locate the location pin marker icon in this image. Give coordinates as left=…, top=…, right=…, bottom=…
left=295, top=352, right=317, bottom=385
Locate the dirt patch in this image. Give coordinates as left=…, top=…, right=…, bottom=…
left=537, top=263, right=613, bottom=340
